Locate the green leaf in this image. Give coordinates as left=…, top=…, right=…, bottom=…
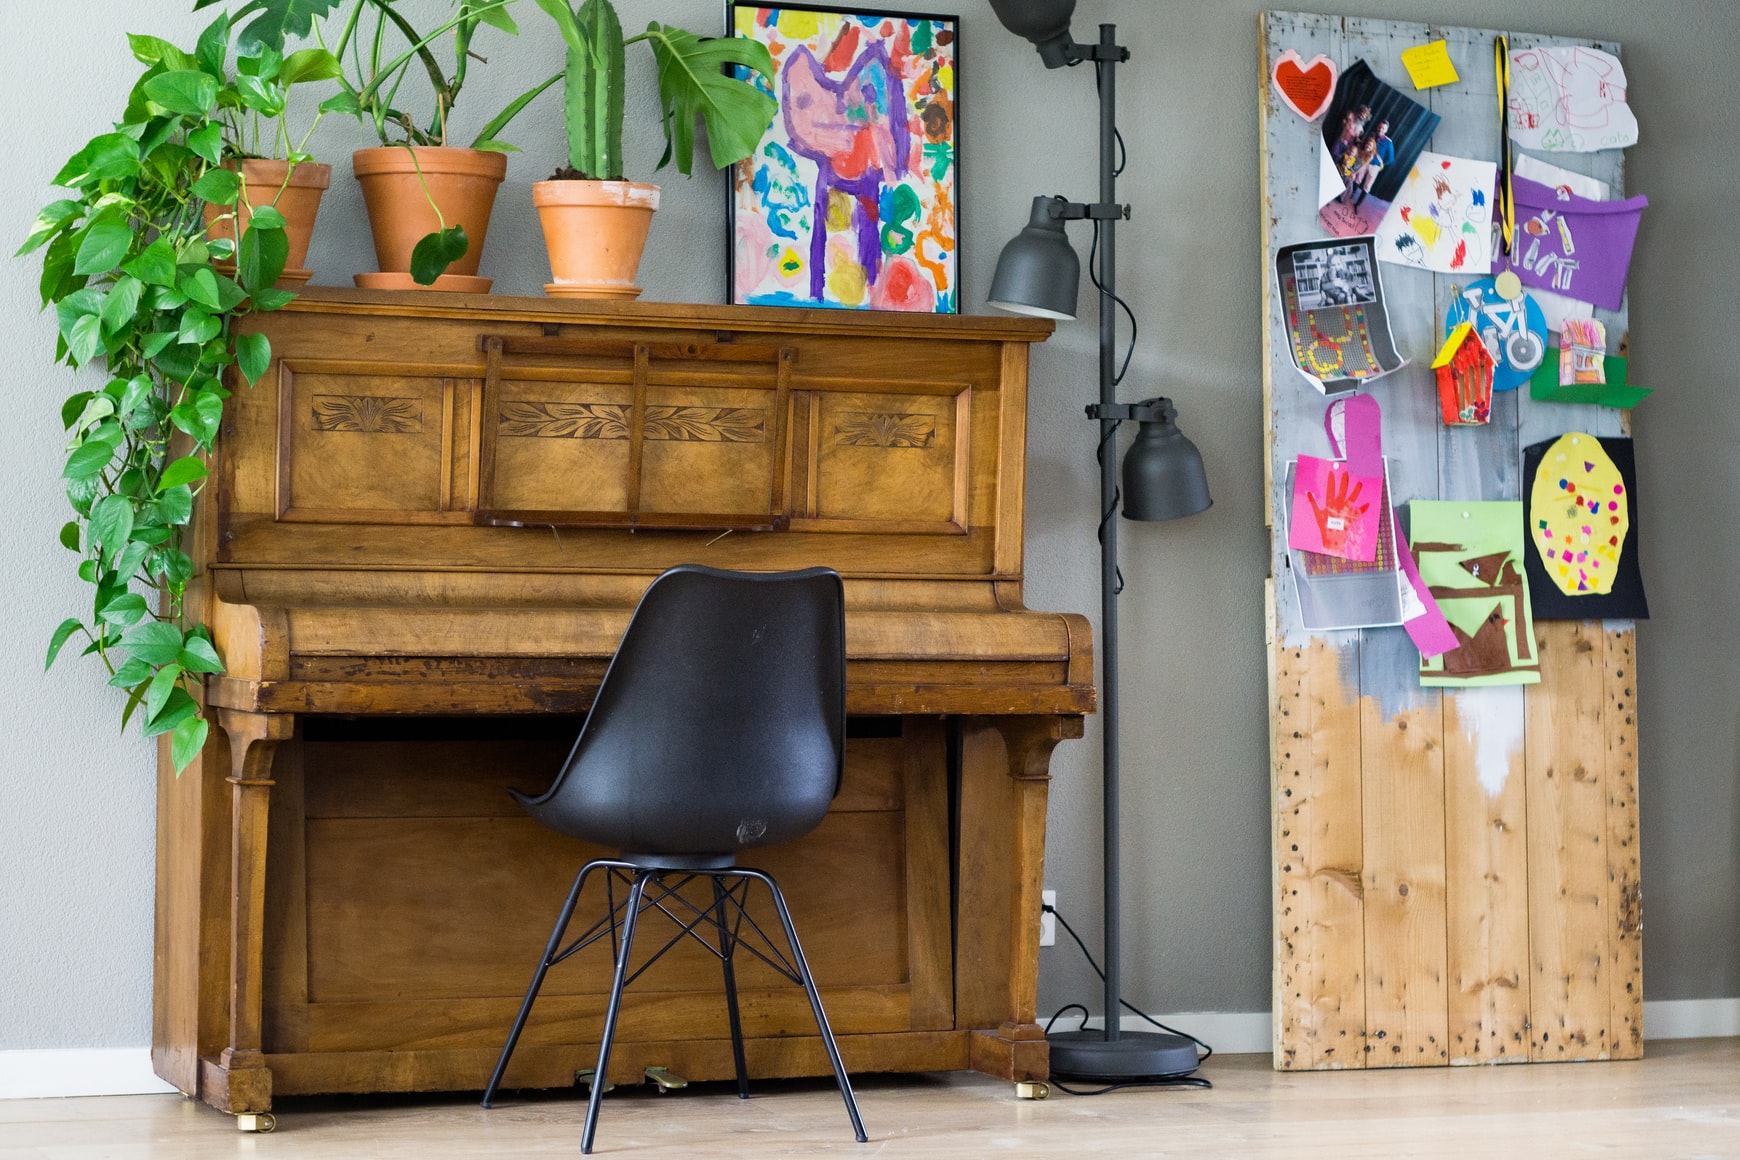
left=196, top=11, right=231, bottom=78
left=151, top=485, right=194, bottom=527
left=250, top=287, right=297, bottom=311
left=61, top=391, right=94, bottom=429
left=71, top=394, right=116, bottom=433
left=17, top=199, right=81, bottom=256
left=192, top=167, right=242, bottom=205
left=235, top=332, right=272, bottom=385
left=179, top=267, right=224, bottom=311
left=187, top=390, right=225, bottom=445
left=248, top=205, right=287, bottom=231
left=238, top=222, right=289, bottom=291
left=143, top=686, right=199, bottom=738
left=158, top=455, right=209, bottom=490
left=238, top=46, right=284, bottom=80
left=117, top=375, right=154, bottom=419
left=318, top=89, right=360, bottom=115
left=112, top=538, right=154, bottom=582
left=409, top=226, right=469, bottom=286
left=63, top=439, right=115, bottom=479
left=99, top=276, right=144, bottom=334
left=120, top=676, right=149, bottom=732
left=90, top=494, right=135, bottom=556
left=177, top=309, right=221, bottom=346
left=53, top=133, right=141, bottom=187
left=142, top=330, right=178, bottom=358
left=122, top=619, right=184, bottom=666
left=234, top=0, right=346, bottom=53
left=46, top=618, right=85, bottom=669
left=60, top=520, right=82, bottom=551
left=188, top=122, right=224, bottom=165
left=144, top=663, right=184, bottom=722
left=67, top=314, right=105, bottom=366
left=641, top=23, right=778, bottom=174
left=144, top=70, right=220, bottom=117
left=178, top=636, right=225, bottom=673
left=281, top=47, right=342, bottom=86
left=74, top=221, right=132, bottom=276
left=123, top=239, right=178, bottom=287
left=464, top=0, right=519, bottom=35
left=127, top=34, right=194, bottom=70
left=236, top=74, right=287, bottom=116
left=470, top=138, right=521, bottom=154
left=98, top=592, right=151, bottom=628
left=108, top=657, right=153, bottom=688
left=171, top=715, right=210, bottom=774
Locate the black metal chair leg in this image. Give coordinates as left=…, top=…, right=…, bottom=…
left=582, top=871, right=649, bottom=1155
left=712, top=878, right=751, bottom=1099
left=483, top=860, right=601, bottom=1107
left=752, top=871, right=867, bottom=1143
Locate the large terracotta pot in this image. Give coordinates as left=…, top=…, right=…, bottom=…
left=532, top=179, right=660, bottom=300
left=203, top=158, right=331, bottom=287
left=352, top=146, right=508, bottom=293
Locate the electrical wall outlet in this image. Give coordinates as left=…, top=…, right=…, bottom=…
left=1040, top=890, right=1056, bottom=947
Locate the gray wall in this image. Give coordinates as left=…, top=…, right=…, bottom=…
left=1, top=0, right=1733, bottom=1051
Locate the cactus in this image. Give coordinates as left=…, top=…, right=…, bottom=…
left=534, top=0, right=777, bottom=181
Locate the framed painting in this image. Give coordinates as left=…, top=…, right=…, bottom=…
left=725, top=4, right=960, bottom=313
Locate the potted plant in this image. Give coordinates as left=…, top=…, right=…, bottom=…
left=22, top=16, right=312, bottom=771
left=332, top=0, right=559, bottom=290
left=193, top=8, right=348, bottom=286
left=530, top=0, right=776, bottom=299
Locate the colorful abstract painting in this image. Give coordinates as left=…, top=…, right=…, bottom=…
left=728, top=5, right=959, bottom=313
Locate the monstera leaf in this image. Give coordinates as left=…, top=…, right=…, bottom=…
left=194, top=0, right=348, bottom=54
left=639, top=23, right=776, bottom=176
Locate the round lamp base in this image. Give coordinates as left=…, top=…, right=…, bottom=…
left=1046, top=1029, right=1200, bottom=1082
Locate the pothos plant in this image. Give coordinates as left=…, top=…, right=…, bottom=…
left=23, top=16, right=339, bottom=772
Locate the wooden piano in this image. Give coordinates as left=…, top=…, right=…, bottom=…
left=153, top=289, right=1093, bottom=1119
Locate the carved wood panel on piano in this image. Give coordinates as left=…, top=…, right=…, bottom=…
left=156, top=290, right=1090, bottom=1115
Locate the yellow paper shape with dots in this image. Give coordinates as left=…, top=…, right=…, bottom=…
left=1528, top=432, right=1630, bottom=597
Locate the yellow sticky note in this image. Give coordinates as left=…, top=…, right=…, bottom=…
left=1401, top=40, right=1459, bottom=89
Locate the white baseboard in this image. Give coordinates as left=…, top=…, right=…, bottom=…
left=0, top=1048, right=177, bottom=1099
left=3, top=1003, right=1735, bottom=1098
left=1643, top=997, right=1740, bottom=1040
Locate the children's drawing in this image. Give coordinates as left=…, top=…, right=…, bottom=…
left=1507, top=45, right=1638, bottom=153
left=1496, top=175, right=1646, bottom=311
left=1290, top=456, right=1381, bottom=561
left=1444, top=277, right=1547, bottom=392
left=1316, top=60, right=1441, bottom=237
left=1276, top=237, right=1407, bottom=394
left=1374, top=151, right=1496, bottom=274
left=1271, top=49, right=1337, bottom=122
left=1522, top=434, right=1649, bottom=619
left=1560, top=319, right=1607, bottom=384
left=1512, top=155, right=1607, bottom=331
left=1529, top=351, right=1652, bottom=408
left=1411, top=501, right=1541, bottom=687
left=1432, top=323, right=1495, bottom=425
left=728, top=6, right=958, bottom=313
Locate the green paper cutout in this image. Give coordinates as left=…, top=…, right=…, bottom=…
left=1530, top=352, right=1652, bottom=408
left=1411, top=500, right=1541, bottom=687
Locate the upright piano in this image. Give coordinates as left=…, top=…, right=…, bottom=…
left=153, top=289, right=1092, bottom=1118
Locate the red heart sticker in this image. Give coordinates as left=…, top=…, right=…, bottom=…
left=1271, top=49, right=1338, bottom=123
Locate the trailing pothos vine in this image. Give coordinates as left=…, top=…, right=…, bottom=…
left=22, top=15, right=339, bottom=772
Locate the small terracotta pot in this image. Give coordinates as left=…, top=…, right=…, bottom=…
left=202, top=158, right=331, bottom=287
left=533, top=179, right=660, bottom=300
left=352, top=146, right=508, bottom=293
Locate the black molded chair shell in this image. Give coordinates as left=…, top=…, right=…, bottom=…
left=513, top=565, right=846, bottom=865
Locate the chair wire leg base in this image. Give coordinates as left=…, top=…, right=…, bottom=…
left=582, top=873, right=648, bottom=1155
left=713, top=879, right=751, bottom=1100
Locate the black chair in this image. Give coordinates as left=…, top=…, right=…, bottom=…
left=482, top=564, right=867, bottom=1154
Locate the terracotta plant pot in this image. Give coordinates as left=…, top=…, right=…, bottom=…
left=352, top=146, right=508, bottom=293
left=203, top=158, right=331, bottom=287
left=533, top=179, right=660, bottom=300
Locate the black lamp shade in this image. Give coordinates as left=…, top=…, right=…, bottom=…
left=1121, top=402, right=1212, bottom=522
left=988, top=196, right=1080, bottom=321
left=988, top=0, right=1078, bottom=68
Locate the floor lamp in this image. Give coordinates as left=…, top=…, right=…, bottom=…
left=986, top=0, right=1214, bottom=1083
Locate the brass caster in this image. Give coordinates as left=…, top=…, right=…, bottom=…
left=1014, top=1081, right=1050, bottom=1101
left=236, top=1112, right=277, bottom=1132
left=576, top=1069, right=615, bottom=1095
left=645, top=1066, right=688, bottom=1093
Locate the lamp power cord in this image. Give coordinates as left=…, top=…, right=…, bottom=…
left=1041, top=900, right=1215, bottom=1095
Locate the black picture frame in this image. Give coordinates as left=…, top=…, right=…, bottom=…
left=723, top=2, right=962, bottom=314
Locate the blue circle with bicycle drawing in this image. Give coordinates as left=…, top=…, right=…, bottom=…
left=1444, top=278, right=1548, bottom=392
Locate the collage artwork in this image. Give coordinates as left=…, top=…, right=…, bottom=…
left=1269, top=32, right=1650, bottom=687
left=729, top=6, right=959, bottom=313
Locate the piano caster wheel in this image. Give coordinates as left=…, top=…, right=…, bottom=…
left=576, top=1069, right=615, bottom=1095
left=1014, top=1081, right=1049, bottom=1101
left=236, top=1112, right=277, bottom=1133
left=645, top=1066, right=688, bottom=1093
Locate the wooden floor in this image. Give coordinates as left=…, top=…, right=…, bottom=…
left=4, top=1040, right=1738, bottom=1158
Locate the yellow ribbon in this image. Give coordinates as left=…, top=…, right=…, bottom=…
left=1495, top=36, right=1514, bottom=257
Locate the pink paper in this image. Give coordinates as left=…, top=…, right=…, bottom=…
left=1289, top=457, right=1382, bottom=560
left=1393, top=513, right=1458, bottom=659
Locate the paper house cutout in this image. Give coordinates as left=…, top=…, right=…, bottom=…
left=1432, top=322, right=1496, bottom=425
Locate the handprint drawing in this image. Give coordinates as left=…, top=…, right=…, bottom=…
left=1307, top=469, right=1371, bottom=556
